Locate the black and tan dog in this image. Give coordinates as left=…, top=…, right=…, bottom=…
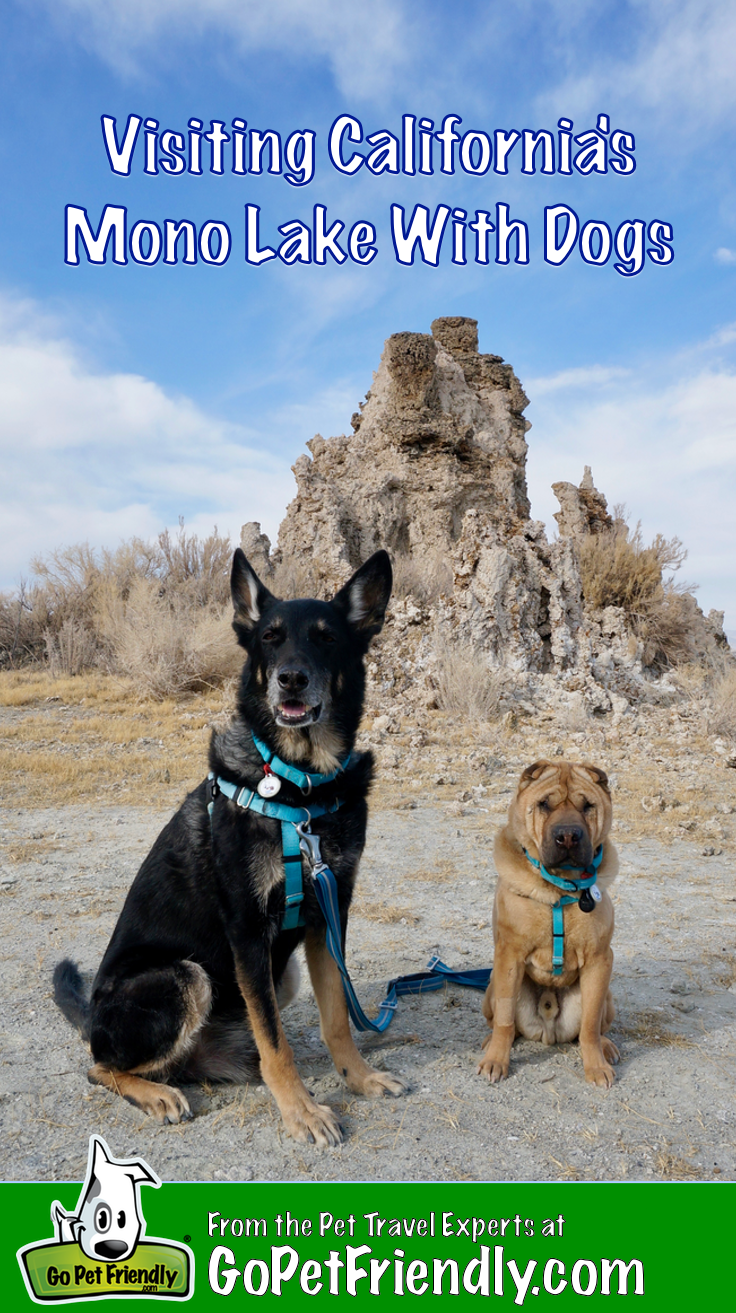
left=478, top=760, right=619, bottom=1088
left=53, top=548, right=407, bottom=1147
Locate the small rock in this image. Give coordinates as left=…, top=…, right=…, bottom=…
left=670, top=981, right=692, bottom=995
left=641, top=795, right=665, bottom=813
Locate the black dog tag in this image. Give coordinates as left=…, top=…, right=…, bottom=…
left=578, top=888, right=595, bottom=913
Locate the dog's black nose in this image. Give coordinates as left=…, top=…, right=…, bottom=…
left=94, top=1240, right=128, bottom=1259
left=553, top=826, right=584, bottom=850
left=277, top=668, right=309, bottom=691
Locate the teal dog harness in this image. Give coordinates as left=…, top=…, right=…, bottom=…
left=524, top=847, right=604, bottom=975
left=208, top=734, right=353, bottom=931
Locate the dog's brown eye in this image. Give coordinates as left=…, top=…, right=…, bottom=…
left=583, top=800, right=594, bottom=812
left=538, top=799, right=550, bottom=812
left=262, top=629, right=279, bottom=643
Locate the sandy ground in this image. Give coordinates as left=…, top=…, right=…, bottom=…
left=2, top=760, right=736, bottom=1185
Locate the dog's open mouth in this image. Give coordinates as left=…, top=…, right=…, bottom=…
left=276, top=700, right=321, bottom=728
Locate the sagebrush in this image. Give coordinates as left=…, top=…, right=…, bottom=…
left=577, top=512, right=699, bottom=669
left=1, top=523, right=237, bottom=695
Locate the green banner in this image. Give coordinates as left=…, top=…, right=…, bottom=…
left=19, top=1240, right=191, bottom=1302
left=4, top=1181, right=733, bottom=1309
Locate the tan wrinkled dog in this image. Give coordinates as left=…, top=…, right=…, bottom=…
left=479, top=761, right=619, bottom=1088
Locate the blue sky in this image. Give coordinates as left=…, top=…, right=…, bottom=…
left=1, top=0, right=735, bottom=630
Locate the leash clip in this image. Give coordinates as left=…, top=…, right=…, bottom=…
left=295, top=820, right=326, bottom=873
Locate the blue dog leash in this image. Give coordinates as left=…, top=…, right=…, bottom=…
left=523, top=847, right=604, bottom=976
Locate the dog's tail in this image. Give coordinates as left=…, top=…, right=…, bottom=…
left=52, top=959, right=91, bottom=1039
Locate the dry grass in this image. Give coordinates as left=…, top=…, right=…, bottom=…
left=707, top=665, right=736, bottom=741
left=654, top=1148, right=702, bottom=1179
left=352, top=896, right=420, bottom=926
left=432, top=638, right=503, bottom=722
left=616, top=1010, right=694, bottom=1048
left=268, top=557, right=320, bottom=600
left=667, top=659, right=736, bottom=744
left=3, top=837, right=60, bottom=864
left=0, top=669, right=228, bottom=807
left=393, top=551, right=453, bottom=604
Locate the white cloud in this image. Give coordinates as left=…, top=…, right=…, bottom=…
left=536, top=0, right=736, bottom=130
left=0, top=294, right=294, bottom=588
left=45, top=0, right=413, bottom=100
left=703, top=321, right=736, bottom=348
left=715, top=248, right=736, bottom=265
left=526, top=365, right=630, bottom=396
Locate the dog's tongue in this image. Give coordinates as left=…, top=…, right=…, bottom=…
left=281, top=701, right=308, bottom=719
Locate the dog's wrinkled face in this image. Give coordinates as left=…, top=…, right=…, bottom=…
left=511, top=760, right=612, bottom=871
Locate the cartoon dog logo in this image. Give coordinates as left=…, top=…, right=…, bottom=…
left=50, top=1136, right=159, bottom=1262
left=18, top=1135, right=192, bottom=1303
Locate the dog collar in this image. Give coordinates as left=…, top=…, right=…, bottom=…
left=523, top=845, right=603, bottom=893
left=251, top=732, right=353, bottom=797
left=523, top=846, right=603, bottom=976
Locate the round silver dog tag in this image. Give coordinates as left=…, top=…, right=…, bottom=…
left=257, top=774, right=281, bottom=798
left=590, top=884, right=602, bottom=903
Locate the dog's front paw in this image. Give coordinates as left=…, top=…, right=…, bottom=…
left=477, top=1040, right=510, bottom=1082
left=601, top=1037, right=620, bottom=1065
left=583, top=1060, right=616, bottom=1089
left=356, top=1069, right=409, bottom=1099
left=153, top=1086, right=194, bottom=1124
left=282, top=1093, right=343, bottom=1148
left=88, top=1066, right=194, bottom=1124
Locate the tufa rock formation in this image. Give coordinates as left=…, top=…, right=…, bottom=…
left=242, top=317, right=728, bottom=713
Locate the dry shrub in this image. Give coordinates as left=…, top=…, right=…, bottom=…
left=578, top=512, right=697, bottom=669
left=105, top=578, right=240, bottom=698
left=706, top=665, right=736, bottom=741
left=1, top=521, right=240, bottom=696
left=432, top=637, right=503, bottom=721
left=152, top=523, right=232, bottom=607
left=0, top=580, right=44, bottom=666
left=393, top=550, right=453, bottom=603
left=44, top=618, right=98, bottom=677
left=269, top=557, right=319, bottom=599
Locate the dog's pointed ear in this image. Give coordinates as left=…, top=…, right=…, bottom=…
left=231, top=549, right=275, bottom=630
left=582, top=763, right=610, bottom=793
left=332, top=551, right=392, bottom=641
left=127, top=1157, right=159, bottom=1187
left=518, top=761, right=553, bottom=790
left=91, top=1135, right=111, bottom=1172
